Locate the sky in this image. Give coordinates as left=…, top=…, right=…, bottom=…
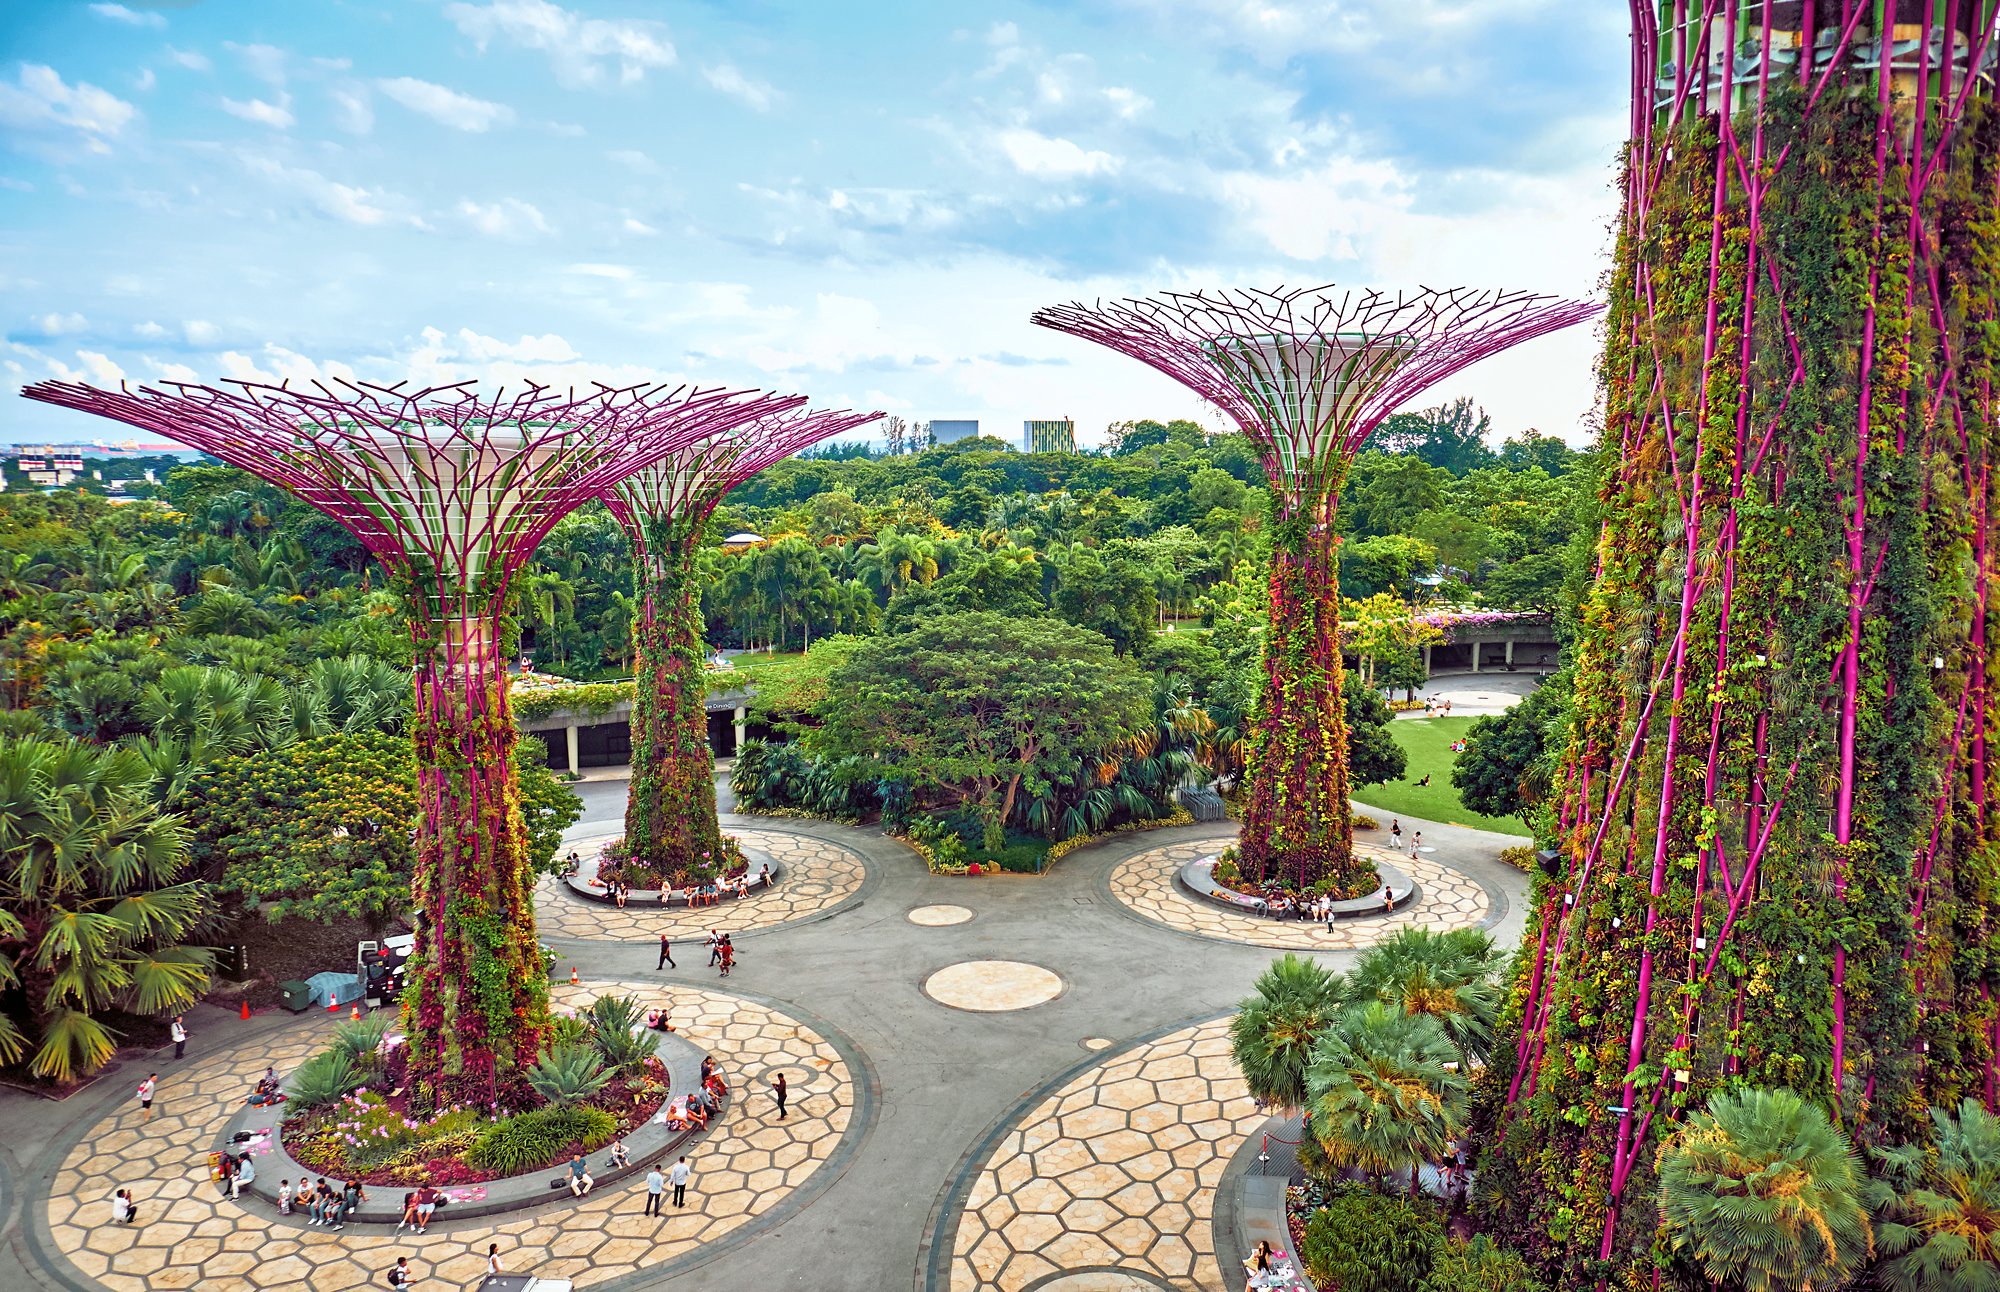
left=0, top=0, right=1629, bottom=452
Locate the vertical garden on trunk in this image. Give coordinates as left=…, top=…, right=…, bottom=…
left=1476, top=7, right=2000, bottom=1286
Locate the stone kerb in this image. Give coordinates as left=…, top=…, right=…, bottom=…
left=220, top=1029, right=713, bottom=1224
left=1176, top=854, right=1420, bottom=919
left=564, top=847, right=783, bottom=907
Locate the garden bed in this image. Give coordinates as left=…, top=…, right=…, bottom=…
left=564, top=837, right=779, bottom=906
left=1178, top=854, right=1417, bottom=920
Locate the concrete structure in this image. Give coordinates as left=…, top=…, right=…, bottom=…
left=1023, top=418, right=1075, bottom=453
left=929, top=419, right=979, bottom=444
left=523, top=685, right=757, bottom=775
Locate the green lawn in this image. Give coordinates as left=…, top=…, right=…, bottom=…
left=1354, top=716, right=1530, bottom=837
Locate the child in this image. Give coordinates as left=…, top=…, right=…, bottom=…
left=278, top=1179, right=293, bottom=1215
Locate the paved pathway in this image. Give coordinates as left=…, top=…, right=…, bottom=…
left=532, top=828, right=871, bottom=941
left=1, top=789, right=1532, bottom=1292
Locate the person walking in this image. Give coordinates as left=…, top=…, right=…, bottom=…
left=718, top=936, right=735, bottom=977
left=384, top=1256, right=414, bottom=1289
left=706, top=930, right=721, bottom=967
left=669, top=1155, right=691, bottom=1208
left=1410, top=831, right=1423, bottom=859
left=644, top=1164, right=665, bottom=1217
left=1389, top=819, right=1403, bottom=849
left=485, top=1244, right=503, bottom=1276
left=656, top=932, right=675, bottom=970
left=170, top=1016, right=187, bottom=1060
left=136, top=1073, right=158, bottom=1122
left=772, top=1072, right=787, bottom=1120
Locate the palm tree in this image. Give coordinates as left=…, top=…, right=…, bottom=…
left=0, top=735, right=213, bottom=1081
left=1306, top=1000, right=1467, bottom=1192
left=1873, top=1098, right=2000, bottom=1292
left=1230, top=953, right=1345, bottom=1112
left=1346, top=927, right=1505, bottom=1066
left=303, top=655, right=409, bottom=732
left=1657, top=1086, right=1871, bottom=1292
left=137, top=666, right=290, bottom=762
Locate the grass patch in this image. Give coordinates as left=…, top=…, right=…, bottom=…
left=1355, top=717, right=1529, bottom=837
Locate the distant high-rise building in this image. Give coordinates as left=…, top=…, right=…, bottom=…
left=1024, top=419, right=1075, bottom=454
left=929, top=419, right=979, bottom=445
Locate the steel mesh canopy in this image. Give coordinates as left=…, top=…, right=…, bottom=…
left=1032, top=284, right=1603, bottom=500
left=21, top=376, right=807, bottom=613
left=601, top=405, right=885, bottom=549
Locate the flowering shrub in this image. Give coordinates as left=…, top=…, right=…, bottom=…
left=595, top=833, right=747, bottom=889
left=1415, top=608, right=1549, bottom=641
left=294, top=1091, right=483, bottom=1172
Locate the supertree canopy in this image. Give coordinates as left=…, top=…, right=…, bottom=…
left=21, top=376, right=803, bottom=1105
left=1475, top=3, right=2000, bottom=1285
left=601, top=405, right=881, bottom=880
left=1033, top=286, right=1599, bottom=891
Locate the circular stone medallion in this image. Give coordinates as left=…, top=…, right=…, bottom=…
left=922, top=960, right=1064, bottom=1012
left=908, top=903, right=974, bottom=926
left=1080, top=1036, right=1115, bottom=1051
left=1030, top=1274, right=1179, bottom=1291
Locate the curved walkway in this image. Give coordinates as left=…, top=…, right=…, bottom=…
left=37, top=979, right=865, bottom=1292
left=930, top=1014, right=1255, bottom=1292
left=1105, top=835, right=1496, bottom=950
left=533, top=827, right=872, bottom=941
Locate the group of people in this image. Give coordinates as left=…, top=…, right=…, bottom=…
left=668, top=864, right=769, bottom=907
left=1421, top=696, right=1455, bottom=716
left=247, top=1066, right=285, bottom=1107
left=214, top=1149, right=257, bottom=1199
left=1388, top=821, right=1424, bottom=859
left=276, top=1175, right=365, bottom=1229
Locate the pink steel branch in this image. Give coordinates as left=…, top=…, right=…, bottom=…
left=1031, top=285, right=1602, bottom=509
left=602, top=405, right=885, bottom=559
left=1496, top=1, right=2000, bottom=1264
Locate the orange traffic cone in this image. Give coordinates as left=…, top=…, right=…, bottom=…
left=240, top=999, right=250, bottom=1021
left=569, top=966, right=580, bottom=985
left=350, top=1004, right=361, bottom=1021
left=328, top=994, right=340, bottom=1014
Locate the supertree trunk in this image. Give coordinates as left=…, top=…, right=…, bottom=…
left=1031, top=287, right=1597, bottom=893
left=1239, top=489, right=1359, bottom=889
left=623, top=520, right=725, bottom=875
left=404, top=603, right=544, bottom=1107
left=1474, top=7, right=2000, bottom=1284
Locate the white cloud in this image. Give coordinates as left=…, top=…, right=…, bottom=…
left=331, top=86, right=373, bottom=134
left=134, top=68, right=156, bottom=93
left=34, top=312, right=87, bottom=335
left=226, top=42, right=287, bottom=86
left=134, top=321, right=168, bottom=339
left=452, top=329, right=579, bottom=363
left=1213, top=153, right=1412, bottom=260
left=75, top=350, right=125, bottom=384
left=1103, top=87, right=1151, bottom=119
left=240, top=157, right=421, bottom=228
left=0, top=65, right=138, bottom=157
left=222, top=94, right=295, bottom=129
left=217, top=345, right=356, bottom=387
left=147, top=359, right=200, bottom=383
left=606, top=148, right=659, bottom=174
left=376, top=77, right=514, bottom=131
left=89, top=4, right=165, bottom=28
left=702, top=64, right=778, bottom=112
left=182, top=320, right=219, bottom=344
left=457, top=197, right=550, bottom=239
left=444, top=0, right=676, bottom=88
left=621, top=216, right=657, bottom=235
left=994, top=128, right=1121, bottom=178
left=568, top=263, right=633, bottom=280
left=166, top=47, right=211, bottom=72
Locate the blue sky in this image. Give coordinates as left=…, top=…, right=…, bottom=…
left=0, top=0, right=1628, bottom=450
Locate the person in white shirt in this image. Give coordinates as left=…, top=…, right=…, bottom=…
left=170, top=1016, right=188, bottom=1060
left=230, top=1155, right=255, bottom=1199
left=644, top=1165, right=665, bottom=1217
left=278, top=1179, right=293, bottom=1214
left=668, top=1156, right=692, bottom=1208
left=136, top=1074, right=158, bottom=1122
left=485, top=1244, right=502, bottom=1275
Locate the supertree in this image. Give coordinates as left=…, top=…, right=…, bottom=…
left=21, top=376, right=803, bottom=1105
left=600, top=405, right=881, bottom=880
left=1474, top=4, right=2000, bottom=1284
left=1033, top=287, right=1599, bottom=891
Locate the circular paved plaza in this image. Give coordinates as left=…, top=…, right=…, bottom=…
left=39, top=980, right=862, bottom=1292
left=532, top=827, right=871, bottom=941
left=1106, top=837, right=1496, bottom=949
left=3, top=810, right=1525, bottom=1292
